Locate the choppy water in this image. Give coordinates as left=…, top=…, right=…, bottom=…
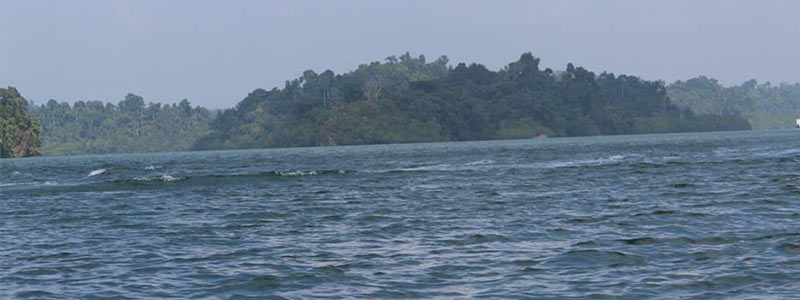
left=2, top=130, right=800, bottom=299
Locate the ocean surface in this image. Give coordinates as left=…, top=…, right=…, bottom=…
left=2, top=130, right=800, bottom=299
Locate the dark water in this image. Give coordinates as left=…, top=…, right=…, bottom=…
left=3, top=130, right=800, bottom=299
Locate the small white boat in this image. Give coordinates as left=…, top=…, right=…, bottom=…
left=796, top=117, right=800, bottom=128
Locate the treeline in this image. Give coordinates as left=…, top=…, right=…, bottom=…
left=195, top=53, right=749, bottom=150
left=28, top=94, right=214, bottom=155
left=1, top=87, right=42, bottom=158
left=196, top=53, right=451, bottom=149
left=668, top=77, right=800, bottom=130
left=6, top=52, right=766, bottom=157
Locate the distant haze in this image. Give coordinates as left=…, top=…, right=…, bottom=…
left=2, top=0, right=799, bottom=108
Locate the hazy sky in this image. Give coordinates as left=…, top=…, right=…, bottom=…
left=2, top=0, right=799, bottom=108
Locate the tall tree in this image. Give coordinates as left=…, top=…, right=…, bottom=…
left=0, top=87, right=42, bottom=158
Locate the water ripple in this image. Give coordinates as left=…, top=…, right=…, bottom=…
left=2, top=130, right=800, bottom=298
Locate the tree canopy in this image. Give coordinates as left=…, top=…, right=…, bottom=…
left=668, top=77, right=800, bottom=129
left=9, top=52, right=765, bottom=157
left=1, top=87, right=42, bottom=158
left=195, top=52, right=750, bottom=150
left=29, top=94, right=214, bottom=155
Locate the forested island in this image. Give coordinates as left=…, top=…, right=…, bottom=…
left=11, top=52, right=800, bottom=157
left=195, top=53, right=749, bottom=150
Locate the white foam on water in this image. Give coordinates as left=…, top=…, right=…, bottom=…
left=1, top=181, right=53, bottom=188
left=369, top=160, right=500, bottom=173
left=160, top=175, right=181, bottom=182
left=606, top=154, right=626, bottom=161
left=465, top=159, right=495, bottom=166
left=659, top=156, right=683, bottom=161
left=133, top=174, right=185, bottom=182
left=713, top=147, right=742, bottom=157
left=539, top=154, right=629, bottom=169
left=88, top=169, right=107, bottom=177
left=412, top=184, right=442, bottom=190
left=144, top=165, right=163, bottom=170
left=275, top=170, right=319, bottom=177
left=758, top=148, right=800, bottom=158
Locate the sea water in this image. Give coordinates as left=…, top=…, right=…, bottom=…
left=2, top=130, right=800, bottom=298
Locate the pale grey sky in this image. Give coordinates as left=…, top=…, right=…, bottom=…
left=1, top=0, right=799, bottom=108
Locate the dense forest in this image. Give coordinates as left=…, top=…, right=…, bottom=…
left=6, top=53, right=777, bottom=157
left=1, top=87, right=42, bottom=158
left=28, top=94, right=214, bottom=155
left=668, top=77, right=800, bottom=130
left=195, top=53, right=749, bottom=150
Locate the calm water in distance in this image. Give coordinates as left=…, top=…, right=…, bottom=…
left=2, top=130, right=800, bottom=299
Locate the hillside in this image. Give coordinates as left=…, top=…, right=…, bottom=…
left=194, top=53, right=750, bottom=150
left=12, top=53, right=758, bottom=156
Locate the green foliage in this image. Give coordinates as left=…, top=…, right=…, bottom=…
left=196, top=52, right=750, bottom=150
left=29, top=95, right=214, bottom=155
left=0, top=87, right=42, bottom=158
left=194, top=53, right=452, bottom=150
left=0, top=87, right=41, bottom=158
left=668, top=77, right=800, bottom=130
left=23, top=53, right=756, bottom=156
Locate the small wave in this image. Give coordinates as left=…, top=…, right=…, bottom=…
left=12, top=171, right=22, bottom=176
left=753, top=147, right=800, bottom=159
left=366, top=164, right=452, bottom=173
left=566, top=216, right=606, bottom=224
left=775, top=148, right=800, bottom=156
left=144, top=165, right=163, bottom=170
left=540, top=154, right=628, bottom=169
left=368, top=160, right=497, bottom=173
left=29, top=169, right=353, bottom=193
left=87, top=169, right=107, bottom=177
left=670, top=183, right=695, bottom=188
left=412, top=184, right=442, bottom=190
left=0, top=181, right=47, bottom=188
left=162, top=175, right=181, bottom=182
left=446, top=233, right=509, bottom=246
left=271, top=170, right=347, bottom=177
left=548, top=249, right=646, bottom=267
left=273, top=170, right=319, bottom=177
left=619, top=237, right=660, bottom=245
left=713, top=147, right=741, bottom=157
left=572, top=240, right=599, bottom=247
left=13, top=291, right=57, bottom=298
left=127, top=169, right=348, bottom=183
left=776, top=243, right=800, bottom=254
left=133, top=175, right=185, bottom=182
left=465, top=159, right=495, bottom=166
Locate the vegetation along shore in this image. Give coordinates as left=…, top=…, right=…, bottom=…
left=7, top=52, right=799, bottom=158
